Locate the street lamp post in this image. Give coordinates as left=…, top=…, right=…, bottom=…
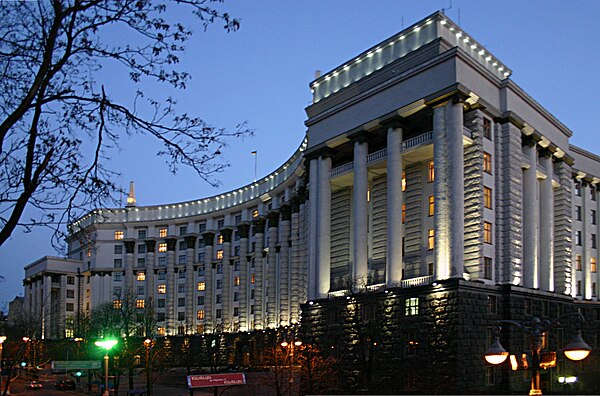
left=0, top=336, right=6, bottom=394
left=484, top=313, right=591, bottom=395
left=281, top=339, right=302, bottom=396
left=144, top=338, right=154, bottom=396
left=95, top=339, right=118, bottom=396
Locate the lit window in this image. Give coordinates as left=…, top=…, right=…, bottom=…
left=157, top=284, right=166, bottom=294
left=428, top=195, right=434, bottom=216
left=484, top=257, right=492, bottom=280
left=367, top=188, right=371, bottom=202
left=402, top=203, right=406, bottom=223
left=87, top=248, right=91, bottom=257
left=251, top=273, right=256, bottom=284
left=402, top=171, right=406, bottom=191
left=158, top=243, right=167, bottom=253
left=484, top=222, right=493, bottom=244
left=428, top=229, right=434, bottom=250
left=234, top=276, right=240, bottom=286
left=197, top=310, right=205, bottom=320
left=483, top=152, right=492, bottom=174
left=136, top=299, right=145, bottom=309
left=405, top=298, right=419, bottom=316
left=159, top=228, right=167, bottom=238
left=428, top=161, right=435, bottom=182
left=113, top=299, right=122, bottom=309
left=592, top=258, right=597, bottom=273
left=114, top=231, right=124, bottom=240
left=157, top=327, right=166, bottom=336
left=197, top=324, right=204, bottom=334
left=218, top=234, right=224, bottom=245
left=484, top=187, right=492, bottom=209
left=137, top=272, right=145, bottom=281
left=197, top=282, right=205, bottom=291
left=252, top=209, right=259, bottom=218
left=216, top=249, right=224, bottom=260
left=483, top=118, right=492, bottom=140
left=576, top=255, right=582, bottom=271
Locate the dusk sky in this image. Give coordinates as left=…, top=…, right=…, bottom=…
left=1, top=0, right=599, bottom=309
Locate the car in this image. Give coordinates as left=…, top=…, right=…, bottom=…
left=55, top=379, right=76, bottom=391
left=28, top=381, right=43, bottom=390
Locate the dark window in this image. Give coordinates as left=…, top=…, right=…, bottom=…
left=488, top=296, right=497, bottom=313
left=177, top=312, right=185, bottom=321
left=178, top=298, right=185, bottom=307
left=483, top=118, right=492, bottom=140
left=197, top=296, right=204, bottom=305
left=484, top=257, right=493, bottom=280
left=157, top=299, right=166, bottom=308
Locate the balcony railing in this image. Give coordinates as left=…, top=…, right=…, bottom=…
left=402, top=131, right=433, bottom=150
left=327, top=275, right=434, bottom=298
left=400, top=275, right=433, bottom=288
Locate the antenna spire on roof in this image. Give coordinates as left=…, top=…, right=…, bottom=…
left=126, top=180, right=136, bottom=207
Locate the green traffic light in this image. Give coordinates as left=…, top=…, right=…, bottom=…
left=20, top=362, right=26, bottom=367
left=75, top=371, right=82, bottom=377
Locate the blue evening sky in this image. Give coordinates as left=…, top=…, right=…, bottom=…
left=1, top=0, right=599, bottom=309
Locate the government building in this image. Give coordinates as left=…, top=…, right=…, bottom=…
left=23, top=12, right=600, bottom=394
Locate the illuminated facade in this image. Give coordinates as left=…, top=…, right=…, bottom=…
left=22, top=12, right=600, bottom=391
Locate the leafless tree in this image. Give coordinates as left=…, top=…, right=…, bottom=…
left=0, top=0, right=251, bottom=249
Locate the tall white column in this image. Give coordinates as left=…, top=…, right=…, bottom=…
left=165, top=238, right=177, bottom=335
left=386, top=125, right=403, bottom=286
left=582, top=184, right=592, bottom=299
left=317, top=156, right=332, bottom=298
left=145, top=240, right=156, bottom=311
left=308, top=158, right=319, bottom=300
left=447, top=101, right=465, bottom=278
left=523, top=142, right=539, bottom=289
left=353, top=138, right=369, bottom=285
left=539, top=152, right=554, bottom=291
left=185, top=235, right=197, bottom=333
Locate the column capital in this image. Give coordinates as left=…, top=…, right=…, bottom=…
left=124, top=240, right=135, bottom=254
left=266, top=210, right=280, bottom=228
left=380, top=115, right=407, bottom=130
left=303, top=146, right=336, bottom=162
left=252, top=217, right=266, bottom=235
left=279, top=204, right=292, bottom=221
left=165, top=238, right=177, bottom=251
left=145, top=239, right=156, bottom=252
left=220, top=227, right=233, bottom=243
left=522, top=134, right=537, bottom=148
left=236, top=222, right=250, bottom=239
left=184, top=234, right=197, bottom=248
left=201, top=231, right=215, bottom=246
left=348, top=129, right=371, bottom=144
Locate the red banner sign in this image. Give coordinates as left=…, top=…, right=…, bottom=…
left=187, top=373, right=246, bottom=388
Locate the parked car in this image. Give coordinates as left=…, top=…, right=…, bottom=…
left=55, top=379, right=76, bottom=390
left=28, top=381, right=43, bottom=390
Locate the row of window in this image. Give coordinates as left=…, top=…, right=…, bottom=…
left=574, top=182, right=597, bottom=200
left=574, top=255, right=598, bottom=273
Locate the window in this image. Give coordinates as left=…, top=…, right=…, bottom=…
left=157, top=270, right=166, bottom=280
left=484, top=222, right=492, bottom=244
left=216, top=309, right=222, bottom=319
left=592, top=257, right=597, bottom=273
left=198, top=265, right=205, bottom=276
left=198, top=251, right=205, bottom=262
left=576, top=206, right=582, bottom=221
left=67, top=289, right=75, bottom=298
left=402, top=203, right=406, bottom=223
left=250, top=305, right=255, bottom=314
left=157, top=299, right=165, bottom=308
left=179, top=254, right=186, bottom=265
left=428, top=195, right=434, bottom=216
left=251, top=273, right=256, bottom=284
left=251, top=289, right=255, bottom=299
left=402, top=171, right=406, bottom=191
left=234, top=307, right=239, bottom=316
left=136, top=299, right=145, bottom=309
left=114, top=259, right=123, bottom=268
left=114, top=231, right=124, bottom=240
left=484, top=257, right=493, bottom=280
left=158, top=257, right=166, bottom=267
left=576, top=255, right=582, bottom=271
left=405, top=330, right=418, bottom=356
left=234, top=260, right=240, bottom=270
left=87, top=248, right=92, bottom=257
left=234, top=276, right=240, bottom=286
left=524, top=298, right=532, bottom=315
left=197, top=296, right=204, bottom=305
left=483, top=118, right=492, bottom=140
left=484, top=187, right=492, bottom=209
left=575, top=182, right=582, bottom=196
left=197, top=310, right=205, bottom=320
left=179, top=241, right=187, bottom=250
left=138, top=244, right=146, bottom=254
left=216, top=294, right=222, bottom=304
left=217, top=219, right=225, bottom=229
left=592, top=282, right=597, bottom=297
left=483, top=152, right=492, bottom=174
left=179, top=226, right=187, bottom=236
left=405, top=298, right=419, bottom=316
left=67, top=276, right=75, bottom=285
left=576, top=231, right=582, bottom=246
left=197, top=282, right=205, bottom=291
left=178, top=284, right=185, bottom=293
left=159, top=228, right=167, bottom=238
left=593, top=210, right=597, bottom=225
left=137, top=258, right=145, bottom=267
left=235, top=214, right=242, bottom=224
left=233, top=292, right=238, bottom=302
left=218, top=234, right=224, bottom=245
left=428, top=229, right=434, bottom=250
left=428, top=262, right=433, bottom=276
left=137, top=272, right=145, bottom=281
left=158, top=284, right=166, bottom=294
left=217, top=263, right=223, bottom=274
left=113, top=287, right=121, bottom=297
left=113, top=299, right=122, bottom=309
left=178, top=270, right=186, bottom=279
left=592, top=188, right=597, bottom=201
left=577, top=280, right=582, bottom=296
left=487, top=295, right=497, bottom=313
left=157, top=327, right=166, bottom=336
left=178, top=298, right=185, bottom=307
left=216, top=249, right=224, bottom=260
left=66, top=303, right=74, bottom=312
left=428, top=161, right=435, bottom=182
left=138, top=230, right=147, bottom=239
left=593, top=234, right=598, bottom=249
left=137, top=286, right=145, bottom=295
left=198, top=223, right=206, bottom=233
left=114, top=245, right=123, bottom=255
left=216, top=280, right=222, bottom=289
left=178, top=312, right=185, bottom=321
left=252, top=209, right=259, bottom=218
left=158, top=243, right=167, bottom=252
